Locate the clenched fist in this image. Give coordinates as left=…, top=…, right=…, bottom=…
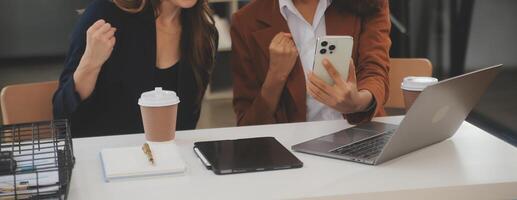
left=269, top=32, right=298, bottom=80
left=82, top=19, right=117, bottom=68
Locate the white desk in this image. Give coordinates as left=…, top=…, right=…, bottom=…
left=68, top=116, right=517, bottom=200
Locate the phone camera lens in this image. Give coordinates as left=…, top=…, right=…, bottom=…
left=321, top=41, right=328, bottom=47
left=320, top=49, right=327, bottom=54
left=329, top=45, right=336, bottom=50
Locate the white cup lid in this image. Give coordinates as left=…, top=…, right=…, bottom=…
left=401, top=76, right=438, bottom=91
left=138, top=87, right=180, bottom=107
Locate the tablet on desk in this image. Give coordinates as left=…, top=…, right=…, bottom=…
left=193, top=137, right=303, bottom=175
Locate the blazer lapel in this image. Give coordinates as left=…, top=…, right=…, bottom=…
left=251, top=0, right=306, bottom=120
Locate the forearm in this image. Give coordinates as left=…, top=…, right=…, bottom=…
left=73, top=57, right=102, bottom=100
left=260, top=67, right=289, bottom=112
left=235, top=66, right=289, bottom=126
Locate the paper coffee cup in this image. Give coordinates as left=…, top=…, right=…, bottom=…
left=138, top=87, right=180, bottom=142
left=401, top=76, right=438, bottom=111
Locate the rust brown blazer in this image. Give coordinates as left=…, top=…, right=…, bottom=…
left=231, top=0, right=391, bottom=126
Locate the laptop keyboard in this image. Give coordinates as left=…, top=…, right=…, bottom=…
left=330, top=129, right=396, bottom=159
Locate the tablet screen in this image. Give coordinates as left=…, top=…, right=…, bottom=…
left=194, top=137, right=303, bottom=174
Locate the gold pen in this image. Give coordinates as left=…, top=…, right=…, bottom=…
left=142, top=143, right=155, bottom=165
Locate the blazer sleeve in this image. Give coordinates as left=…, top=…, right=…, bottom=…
left=230, top=14, right=279, bottom=126
left=52, top=1, right=106, bottom=120
left=345, top=0, right=391, bottom=124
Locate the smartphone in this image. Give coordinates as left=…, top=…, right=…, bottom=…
left=313, top=36, right=353, bottom=85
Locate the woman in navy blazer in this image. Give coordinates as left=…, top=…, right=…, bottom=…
left=53, top=0, right=218, bottom=137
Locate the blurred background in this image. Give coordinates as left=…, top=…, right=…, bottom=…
left=0, top=0, right=515, bottom=146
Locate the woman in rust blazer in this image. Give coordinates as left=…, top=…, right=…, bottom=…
left=231, top=0, right=391, bottom=126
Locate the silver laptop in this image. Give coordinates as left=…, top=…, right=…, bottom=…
left=292, top=64, right=502, bottom=165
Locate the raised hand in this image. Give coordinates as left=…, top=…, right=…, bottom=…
left=74, top=19, right=117, bottom=100
left=82, top=19, right=117, bottom=68
left=268, top=32, right=298, bottom=80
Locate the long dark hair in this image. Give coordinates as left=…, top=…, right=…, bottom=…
left=332, top=0, right=383, bottom=17
left=113, top=0, right=218, bottom=101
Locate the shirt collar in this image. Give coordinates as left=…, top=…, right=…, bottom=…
left=279, top=0, right=332, bottom=20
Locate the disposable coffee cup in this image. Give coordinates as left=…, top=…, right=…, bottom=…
left=138, top=87, right=180, bottom=142
left=401, top=76, right=438, bottom=111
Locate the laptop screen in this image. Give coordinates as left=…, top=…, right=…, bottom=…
left=467, top=67, right=517, bottom=147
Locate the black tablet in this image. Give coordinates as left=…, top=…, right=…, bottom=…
left=193, top=137, right=303, bottom=175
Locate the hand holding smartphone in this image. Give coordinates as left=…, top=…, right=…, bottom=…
left=312, top=36, right=353, bottom=85
left=308, top=36, right=374, bottom=114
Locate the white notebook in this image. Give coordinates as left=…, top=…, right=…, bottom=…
left=100, top=141, right=186, bottom=182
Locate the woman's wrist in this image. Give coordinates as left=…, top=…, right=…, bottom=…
left=75, top=63, right=101, bottom=79
left=267, top=64, right=290, bottom=84
left=80, top=51, right=102, bottom=68
left=78, top=53, right=103, bottom=73
left=353, top=90, right=374, bottom=113
left=73, top=57, right=103, bottom=100
left=259, top=66, right=290, bottom=112
left=262, top=67, right=288, bottom=97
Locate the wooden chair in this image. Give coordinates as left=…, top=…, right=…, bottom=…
left=385, top=58, right=433, bottom=109
left=1, top=81, right=59, bottom=125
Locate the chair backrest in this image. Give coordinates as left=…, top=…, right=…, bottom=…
left=1, top=81, right=58, bottom=125
left=386, top=58, right=433, bottom=109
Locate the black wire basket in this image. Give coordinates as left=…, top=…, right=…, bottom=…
left=0, top=119, right=75, bottom=200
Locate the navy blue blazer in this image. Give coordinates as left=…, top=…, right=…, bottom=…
left=53, top=0, right=204, bottom=137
